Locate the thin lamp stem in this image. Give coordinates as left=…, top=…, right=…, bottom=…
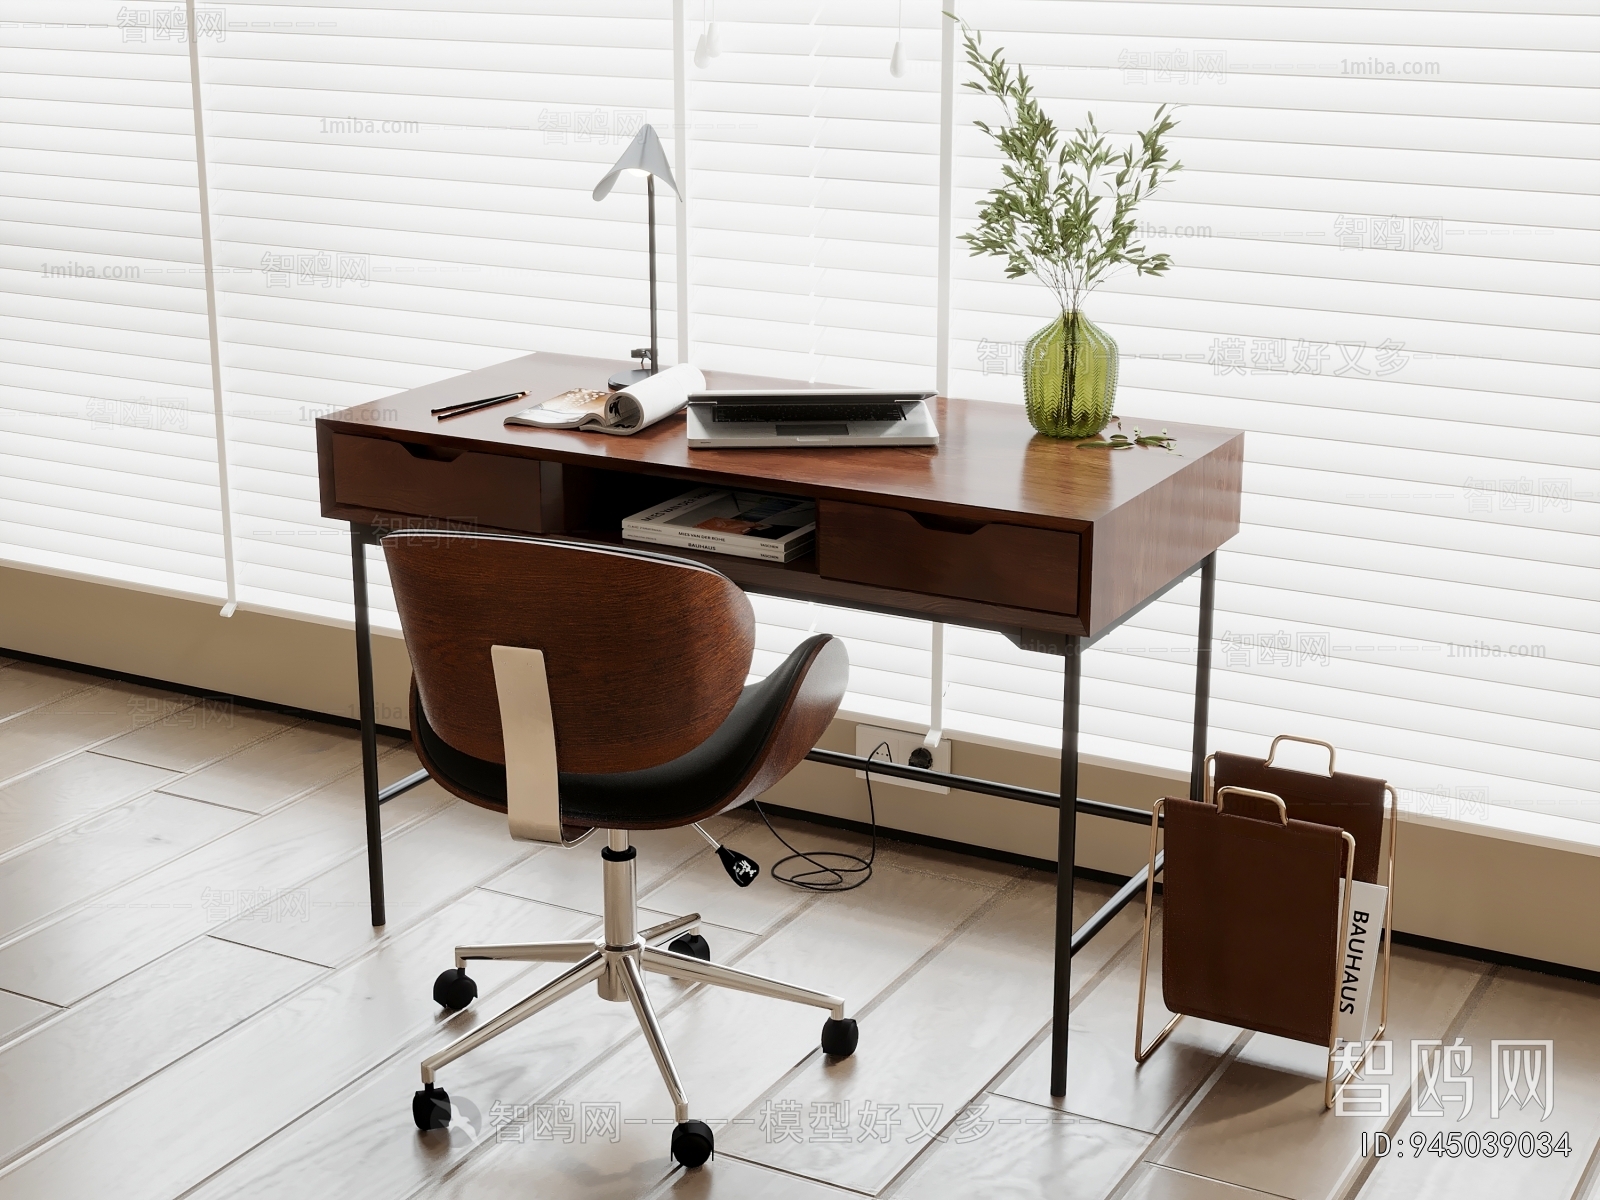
left=647, top=174, right=659, bottom=374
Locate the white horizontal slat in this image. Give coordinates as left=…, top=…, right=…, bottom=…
left=1112, top=594, right=1599, bottom=701
left=954, top=284, right=1600, bottom=369
left=1243, top=463, right=1597, bottom=537
left=967, top=0, right=1597, bottom=50
left=0, top=6, right=225, bottom=601
left=0, top=423, right=222, bottom=489
left=948, top=638, right=1600, bottom=740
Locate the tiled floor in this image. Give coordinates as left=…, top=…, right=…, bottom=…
left=0, top=658, right=1596, bottom=1199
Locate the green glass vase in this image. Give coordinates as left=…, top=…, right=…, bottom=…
left=1022, top=310, right=1119, bottom=439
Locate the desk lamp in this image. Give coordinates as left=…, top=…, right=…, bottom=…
left=592, top=124, right=681, bottom=390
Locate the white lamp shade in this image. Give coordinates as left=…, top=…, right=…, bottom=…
left=590, top=124, right=681, bottom=201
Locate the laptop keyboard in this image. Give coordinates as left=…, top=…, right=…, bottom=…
left=711, top=403, right=906, bottom=424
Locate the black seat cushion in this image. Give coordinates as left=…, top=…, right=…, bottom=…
left=415, top=634, right=831, bottom=828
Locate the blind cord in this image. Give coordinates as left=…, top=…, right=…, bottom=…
left=752, top=741, right=887, bottom=892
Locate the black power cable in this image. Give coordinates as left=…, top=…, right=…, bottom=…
left=752, top=740, right=888, bottom=892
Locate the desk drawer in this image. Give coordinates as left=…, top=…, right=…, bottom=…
left=330, top=433, right=554, bottom=532
left=818, top=500, right=1079, bottom=615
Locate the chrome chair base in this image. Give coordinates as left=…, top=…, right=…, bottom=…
left=412, top=831, right=855, bottom=1167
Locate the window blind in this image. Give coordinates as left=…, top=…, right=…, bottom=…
left=685, top=1, right=943, bottom=719
left=0, top=1, right=227, bottom=600
left=944, top=0, right=1599, bottom=819
left=684, top=1, right=941, bottom=387
left=191, top=1, right=678, bottom=626
left=3, top=2, right=1594, bottom=823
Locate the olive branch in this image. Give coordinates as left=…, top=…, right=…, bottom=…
left=1077, top=420, right=1179, bottom=453
left=956, top=19, right=1182, bottom=315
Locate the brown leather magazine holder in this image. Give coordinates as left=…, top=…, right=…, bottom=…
left=1161, top=795, right=1348, bottom=1045
left=1210, top=741, right=1388, bottom=885
left=1134, top=737, right=1397, bottom=1110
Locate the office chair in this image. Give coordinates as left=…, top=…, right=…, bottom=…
left=383, top=529, right=856, bottom=1167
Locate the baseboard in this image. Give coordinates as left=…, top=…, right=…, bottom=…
left=1389, top=930, right=1600, bottom=987
left=0, top=644, right=412, bottom=742
left=0, top=563, right=414, bottom=727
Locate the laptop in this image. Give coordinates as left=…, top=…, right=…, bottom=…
left=686, top=389, right=939, bottom=449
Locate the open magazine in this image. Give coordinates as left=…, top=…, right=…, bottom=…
left=504, top=363, right=704, bottom=437
left=622, top=487, right=816, bottom=563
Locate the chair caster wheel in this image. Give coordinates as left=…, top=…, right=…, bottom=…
left=413, top=1084, right=451, bottom=1131
left=821, top=1016, right=859, bottom=1059
left=671, top=1118, right=714, bottom=1167
left=433, top=967, right=477, bottom=1011
left=668, top=932, right=711, bottom=961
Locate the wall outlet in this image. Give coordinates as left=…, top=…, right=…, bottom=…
left=853, top=724, right=951, bottom=794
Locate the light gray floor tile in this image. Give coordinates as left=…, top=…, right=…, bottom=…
left=157, top=722, right=397, bottom=814
left=0, top=790, right=248, bottom=943
left=995, top=913, right=1241, bottom=1133
left=640, top=817, right=870, bottom=936
left=0, top=749, right=444, bottom=1005
left=0, top=889, right=590, bottom=1200
left=651, top=1155, right=857, bottom=1199
left=1119, top=1164, right=1286, bottom=1199
left=485, top=822, right=720, bottom=916
left=727, top=874, right=1122, bottom=1192
left=1575, top=1143, right=1600, bottom=1200
left=1155, top=945, right=1486, bottom=1200
left=873, top=829, right=1032, bottom=891
left=882, top=1092, right=1151, bottom=1199
left=1357, top=966, right=1600, bottom=1200
left=212, top=796, right=537, bottom=966
left=0, top=663, right=96, bottom=723
left=0, top=753, right=175, bottom=860
left=0, top=990, right=55, bottom=1047
left=91, top=705, right=298, bottom=772
left=0, top=680, right=191, bottom=786
left=0, top=936, right=321, bottom=1170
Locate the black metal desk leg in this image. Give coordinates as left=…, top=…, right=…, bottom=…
left=351, top=528, right=386, bottom=927
left=1050, top=634, right=1082, bottom=1098
left=1190, top=552, right=1217, bottom=803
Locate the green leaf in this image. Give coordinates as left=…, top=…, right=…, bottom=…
left=956, top=22, right=1182, bottom=310
left=1078, top=431, right=1179, bottom=452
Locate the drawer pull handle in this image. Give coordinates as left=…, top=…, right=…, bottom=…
left=400, top=443, right=465, bottom=463
left=908, top=512, right=987, bottom=535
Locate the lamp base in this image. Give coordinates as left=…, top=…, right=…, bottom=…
left=608, top=367, right=653, bottom=391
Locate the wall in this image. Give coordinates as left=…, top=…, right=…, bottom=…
left=0, top=565, right=413, bottom=729
left=3, top=563, right=1595, bottom=972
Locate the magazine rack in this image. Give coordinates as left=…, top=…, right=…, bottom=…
left=1134, top=736, right=1397, bottom=1108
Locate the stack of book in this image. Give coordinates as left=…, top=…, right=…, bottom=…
left=622, top=487, right=816, bottom=563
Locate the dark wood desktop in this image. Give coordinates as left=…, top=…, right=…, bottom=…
left=316, top=351, right=1244, bottom=1097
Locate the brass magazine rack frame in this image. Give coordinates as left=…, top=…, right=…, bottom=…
left=1133, top=735, right=1398, bottom=1109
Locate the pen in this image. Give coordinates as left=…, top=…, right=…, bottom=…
left=432, top=391, right=528, bottom=419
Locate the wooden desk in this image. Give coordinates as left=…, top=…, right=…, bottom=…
left=317, top=351, right=1244, bottom=1097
